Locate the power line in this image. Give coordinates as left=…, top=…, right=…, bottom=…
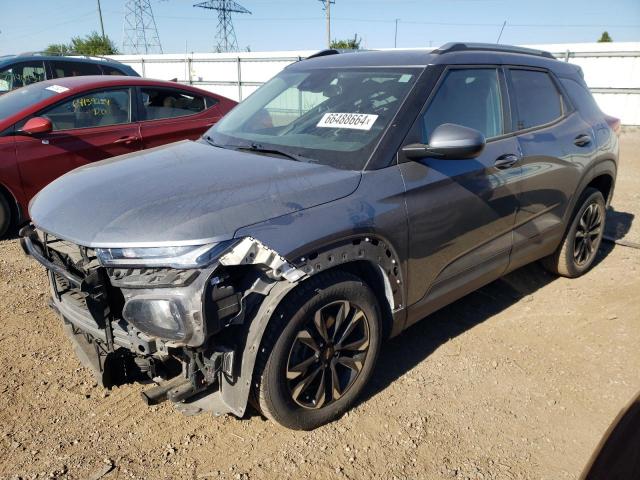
left=122, top=0, right=163, bottom=54
left=194, top=1, right=252, bottom=53
left=145, top=13, right=640, bottom=29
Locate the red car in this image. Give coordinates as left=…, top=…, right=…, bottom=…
left=0, top=76, right=236, bottom=237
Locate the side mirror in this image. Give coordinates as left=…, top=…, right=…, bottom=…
left=21, top=117, right=52, bottom=135
left=402, top=123, right=486, bottom=160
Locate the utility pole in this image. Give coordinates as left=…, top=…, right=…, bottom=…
left=394, top=18, right=399, bottom=48
left=319, top=0, right=335, bottom=48
left=97, top=0, right=105, bottom=39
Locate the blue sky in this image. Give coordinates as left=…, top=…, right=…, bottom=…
left=0, top=0, right=638, bottom=55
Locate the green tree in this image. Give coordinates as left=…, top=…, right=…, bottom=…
left=598, top=31, right=613, bottom=42
left=330, top=34, right=361, bottom=50
left=70, top=32, right=119, bottom=55
left=44, top=43, right=72, bottom=55
left=45, top=32, right=119, bottom=56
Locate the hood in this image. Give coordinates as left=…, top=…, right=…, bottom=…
left=30, top=140, right=361, bottom=247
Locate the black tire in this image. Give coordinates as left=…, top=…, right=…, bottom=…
left=253, top=271, right=382, bottom=430
left=542, top=187, right=606, bottom=278
left=0, top=193, right=11, bottom=239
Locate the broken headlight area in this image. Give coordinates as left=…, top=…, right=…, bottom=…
left=21, top=226, right=305, bottom=414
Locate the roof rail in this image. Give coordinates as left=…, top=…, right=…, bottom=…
left=306, top=49, right=341, bottom=60
left=433, top=42, right=555, bottom=59
left=17, top=51, right=122, bottom=63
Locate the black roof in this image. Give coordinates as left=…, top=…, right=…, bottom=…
left=290, top=43, right=580, bottom=77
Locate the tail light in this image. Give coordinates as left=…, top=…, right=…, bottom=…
left=605, top=114, right=621, bottom=136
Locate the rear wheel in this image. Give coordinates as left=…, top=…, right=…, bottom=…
left=0, top=193, right=11, bottom=239
left=542, top=187, right=606, bottom=278
left=253, top=271, right=382, bottom=430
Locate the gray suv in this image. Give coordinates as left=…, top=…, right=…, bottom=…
left=21, top=43, right=619, bottom=430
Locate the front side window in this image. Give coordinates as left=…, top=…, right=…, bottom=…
left=50, top=61, right=102, bottom=79
left=208, top=67, right=419, bottom=170
left=0, top=61, right=46, bottom=93
left=140, top=88, right=206, bottom=120
left=41, top=89, right=131, bottom=131
left=423, top=68, right=503, bottom=141
left=510, top=69, right=562, bottom=130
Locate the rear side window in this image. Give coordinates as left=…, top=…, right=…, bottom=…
left=510, top=69, right=562, bottom=130
left=41, top=89, right=131, bottom=130
left=560, top=78, right=603, bottom=123
left=50, top=61, right=102, bottom=79
left=205, top=96, right=219, bottom=109
left=423, top=68, right=504, bottom=140
left=101, top=65, right=127, bottom=76
left=0, top=61, right=46, bottom=93
left=140, top=87, right=206, bottom=120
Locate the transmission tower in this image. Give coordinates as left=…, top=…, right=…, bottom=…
left=122, top=0, right=163, bottom=54
left=194, top=1, right=251, bottom=53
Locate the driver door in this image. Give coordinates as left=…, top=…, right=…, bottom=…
left=399, top=67, right=522, bottom=324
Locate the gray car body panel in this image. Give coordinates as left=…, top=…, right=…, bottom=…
left=24, top=45, right=618, bottom=419
left=29, top=140, right=361, bottom=248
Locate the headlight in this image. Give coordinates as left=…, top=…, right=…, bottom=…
left=123, top=298, right=188, bottom=341
left=95, top=240, right=237, bottom=268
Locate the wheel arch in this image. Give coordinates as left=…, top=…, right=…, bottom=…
left=215, top=234, right=405, bottom=418
left=565, top=158, right=617, bottom=225
left=0, top=181, right=23, bottom=231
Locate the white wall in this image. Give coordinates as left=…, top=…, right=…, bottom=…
left=109, top=42, right=640, bottom=125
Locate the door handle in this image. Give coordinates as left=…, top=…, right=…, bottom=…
left=574, top=134, right=592, bottom=147
left=494, top=154, right=519, bottom=169
left=113, top=136, right=140, bottom=146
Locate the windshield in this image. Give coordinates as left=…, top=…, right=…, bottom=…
left=0, top=82, right=60, bottom=121
left=206, top=67, right=420, bottom=170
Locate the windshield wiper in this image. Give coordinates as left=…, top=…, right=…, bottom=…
left=203, top=135, right=224, bottom=148
left=234, top=144, right=304, bottom=162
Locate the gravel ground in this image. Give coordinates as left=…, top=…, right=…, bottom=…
left=0, top=130, right=639, bottom=480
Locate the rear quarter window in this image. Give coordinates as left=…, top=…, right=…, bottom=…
left=559, top=78, right=603, bottom=123
left=510, top=69, right=563, bottom=130
left=101, top=65, right=128, bottom=76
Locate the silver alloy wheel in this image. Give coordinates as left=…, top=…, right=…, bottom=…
left=574, top=202, right=603, bottom=266
left=286, top=300, right=370, bottom=409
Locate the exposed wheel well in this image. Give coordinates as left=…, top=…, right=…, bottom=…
left=586, top=174, right=614, bottom=204
left=312, top=260, right=395, bottom=339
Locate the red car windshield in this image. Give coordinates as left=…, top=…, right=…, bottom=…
left=0, top=83, right=61, bottom=122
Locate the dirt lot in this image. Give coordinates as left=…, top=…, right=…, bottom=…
left=1, top=131, right=639, bottom=480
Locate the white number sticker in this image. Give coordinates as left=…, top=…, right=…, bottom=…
left=316, top=112, right=379, bottom=131
left=45, top=85, right=70, bottom=94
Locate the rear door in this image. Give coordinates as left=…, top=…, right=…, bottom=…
left=14, top=87, right=141, bottom=200
left=506, top=67, right=596, bottom=266
left=399, top=66, right=522, bottom=323
left=136, top=86, right=221, bottom=148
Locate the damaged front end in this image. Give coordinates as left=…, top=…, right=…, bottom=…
left=20, top=226, right=305, bottom=416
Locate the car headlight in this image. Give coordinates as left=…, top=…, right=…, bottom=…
left=123, top=298, right=188, bottom=341
left=95, top=240, right=237, bottom=268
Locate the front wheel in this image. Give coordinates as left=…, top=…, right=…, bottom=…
left=542, top=187, right=606, bottom=278
left=253, top=271, right=382, bottom=430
